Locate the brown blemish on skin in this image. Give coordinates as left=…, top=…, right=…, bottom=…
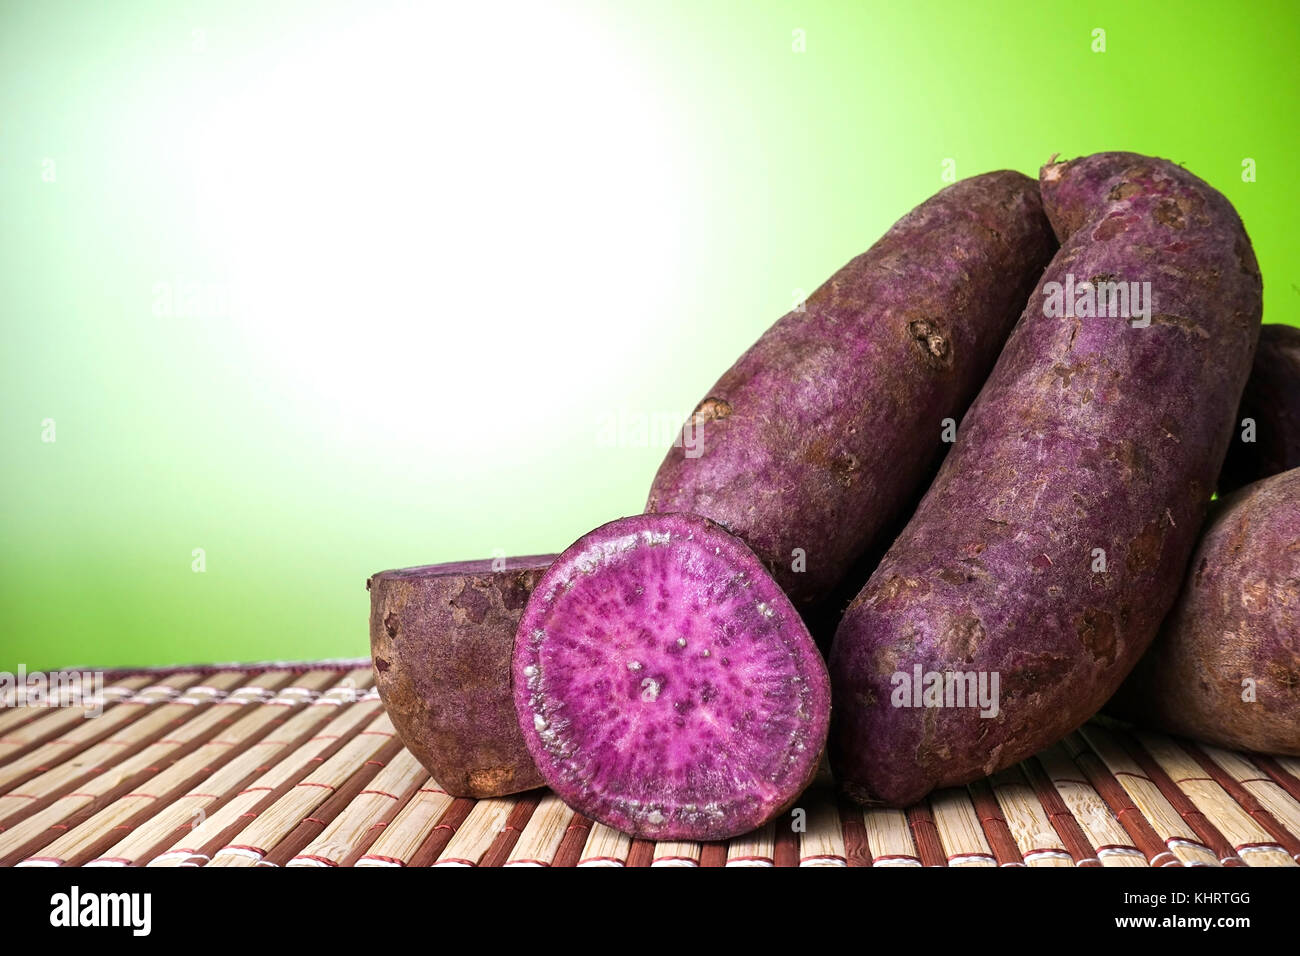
left=831, top=452, right=861, bottom=487
left=1107, top=182, right=1142, bottom=201
left=1153, top=198, right=1186, bottom=229
left=1126, top=519, right=1165, bottom=575
left=1093, top=214, right=1129, bottom=241
left=467, top=767, right=512, bottom=794
left=383, top=612, right=399, bottom=638
left=1076, top=608, right=1117, bottom=666
left=944, top=614, right=984, bottom=664
left=374, top=656, right=391, bottom=673
left=689, top=396, right=733, bottom=427
left=1151, top=314, right=1210, bottom=338
left=908, top=319, right=953, bottom=368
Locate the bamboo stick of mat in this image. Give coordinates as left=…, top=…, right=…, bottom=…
left=725, top=820, right=775, bottom=866
left=285, top=748, right=427, bottom=866
left=1197, top=744, right=1300, bottom=862
left=475, top=790, right=543, bottom=868
left=0, top=675, right=206, bottom=794
left=75, top=670, right=350, bottom=867
left=797, top=787, right=846, bottom=866
left=432, top=795, right=519, bottom=866
left=2, top=672, right=296, bottom=866
left=1078, top=725, right=1220, bottom=865
left=987, top=766, right=1075, bottom=866
left=1133, top=731, right=1295, bottom=867
left=1036, top=743, right=1147, bottom=867
left=353, top=779, right=453, bottom=866
left=928, top=788, right=996, bottom=866
left=578, top=821, right=632, bottom=866
left=148, top=688, right=383, bottom=866
left=203, top=711, right=398, bottom=866
left=502, top=792, right=572, bottom=866
left=862, top=807, right=920, bottom=866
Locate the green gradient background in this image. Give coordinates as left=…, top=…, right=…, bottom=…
left=3, top=1, right=1298, bottom=670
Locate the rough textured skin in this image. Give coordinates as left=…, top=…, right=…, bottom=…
left=1109, top=469, right=1300, bottom=755
left=647, top=171, right=1056, bottom=606
left=514, top=513, right=830, bottom=841
left=830, top=152, right=1263, bottom=807
left=1219, top=324, right=1300, bottom=494
left=369, top=555, right=553, bottom=798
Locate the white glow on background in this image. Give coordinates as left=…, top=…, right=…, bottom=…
left=187, top=3, right=684, bottom=457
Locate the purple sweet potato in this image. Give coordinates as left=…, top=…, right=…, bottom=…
left=369, top=556, right=553, bottom=798
left=1109, top=468, right=1300, bottom=755
left=647, top=171, right=1056, bottom=607
left=1218, top=324, right=1300, bottom=494
left=513, top=513, right=830, bottom=840
left=830, top=152, right=1263, bottom=807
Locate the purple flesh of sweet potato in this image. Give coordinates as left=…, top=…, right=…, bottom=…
left=830, top=152, right=1263, bottom=807
left=513, top=513, right=830, bottom=840
left=369, top=555, right=553, bottom=798
left=1218, top=324, right=1300, bottom=494
left=647, top=171, right=1056, bottom=606
left=1109, top=467, right=1300, bottom=755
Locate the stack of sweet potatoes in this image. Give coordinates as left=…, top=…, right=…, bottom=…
left=369, top=152, right=1298, bottom=841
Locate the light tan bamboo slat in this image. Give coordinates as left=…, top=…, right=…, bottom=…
left=8, top=672, right=287, bottom=864
left=503, top=793, right=572, bottom=866
left=1135, top=732, right=1295, bottom=868
left=0, top=676, right=249, bottom=840
left=432, top=796, right=517, bottom=866
left=863, top=807, right=921, bottom=866
left=1037, top=744, right=1146, bottom=867
left=285, top=748, right=426, bottom=866
left=649, top=840, right=701, bottom=867
left=0, top=675, right=206, bottom=789
left=204, top=711, right=397, bottom=866
left=725, top=821, right=775, bottom=866
left=578, top=821, right=632, bottom=866
left=354, top=780, right=454, bottom=867
left=797, top=789, right=846, bottom=866
left=1201, top=744, right=1300, bottom=856
left=1079, top=725, right=1220, bottom=866
left=987, top=767, right=1074, bottom=867
left=928, top=787, right=997, bottom=866
left=78, top=670, right=350, bottom=865
left=148, top=691, right=384, bottom=866
left=0, top=674, right=147, bottom=735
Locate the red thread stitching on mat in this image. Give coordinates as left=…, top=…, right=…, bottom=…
left=359, top=854, right=405, bottom=866
left=358, top=790, right=399, bottom=800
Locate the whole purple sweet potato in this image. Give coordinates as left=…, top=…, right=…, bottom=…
left=1218, top=324, right=1300, bottom=494
left=513, top=513, right=830, bottom=841
left=1109, top=468, right=1300, bottom=756
left=647, top=171, right=1056, bottom=606
left=369, top=556, right=553, bottom=797
left=830, top=152, right=1262, bottom=807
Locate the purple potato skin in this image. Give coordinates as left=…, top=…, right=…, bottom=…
left=513, top=513, right=830, bottom=841
left=369, top=555, right=553, bottom=798
left=1109, top=468, right=1300, bottom=755
left=1218, top=324, right=1300, bottom=494
left=830, top=152, right=1263, bottom=807
left=647, top=171, right=1057, bottom=607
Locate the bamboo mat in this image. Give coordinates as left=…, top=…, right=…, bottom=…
left=2, top=662, right=1298, bottom=868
